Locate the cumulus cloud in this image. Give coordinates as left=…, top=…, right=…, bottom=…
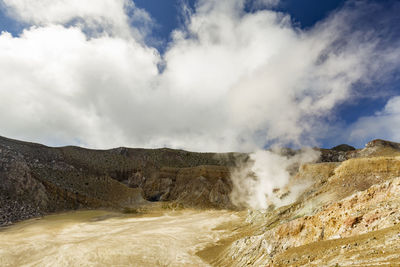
left=348, top=96, right=400, bottom=145
left=0, top=0, right=399, bottom=152
left=0, top=24, right=161, bottom=146
left=1, top=0, right=153, bottom=39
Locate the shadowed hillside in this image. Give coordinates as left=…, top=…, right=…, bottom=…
left=1, top=135, right=392, bottom=226
left=3, top=135, right=400, bottom=266
left=0, top=135, right=245, bottom=225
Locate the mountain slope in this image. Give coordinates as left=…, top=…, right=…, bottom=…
left=198, top=140, right=400, bottom=266
left=0, top=135, right=242, bottom=225
left=3, top=135, right=400, bottom=266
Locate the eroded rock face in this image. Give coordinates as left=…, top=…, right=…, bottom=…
left=223, top=176, right=400, bottom=266
left=0, top=135, right=243, bottom=224
left=0, top=148, right=48, bottom=225
left=366, top=139, right=400, bottom=149
left=4, top=133, right=400, bottom=267
left=142, top=165, right=233, bottom=208
left=207, top=142, right=400, bottom=266
left=8, top=134, right=391, bottom=227
left=318, top=148, right=352, bottom=162
left=170, top=165, right=233, bottom=208
left=0, top=137, right=144, bottom=225
left=315, top=139, right=400, bottom=162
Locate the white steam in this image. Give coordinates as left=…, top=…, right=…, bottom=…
left=230, top=148, right=320, bottom=209
left=0, top=0, right=399, bottom=210
left=0, top=0, right=399, bottom=151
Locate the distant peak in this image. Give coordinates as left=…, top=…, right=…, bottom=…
left=331, top=144, right=356, bottom=152
left=366, top=139, right=400, bottom=149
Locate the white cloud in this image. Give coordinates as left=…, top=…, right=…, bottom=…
left=0, top=25, right=161, bottom=147
left=1, top=0, right=153, bottom=39
left=0, top=0, right=399, bottom=152
left=348, top=96, right=400, bottom=145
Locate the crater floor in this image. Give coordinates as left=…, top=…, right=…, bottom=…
left=0, top=208, right=245, bottom=267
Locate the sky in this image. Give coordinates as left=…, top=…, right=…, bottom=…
left=0, top=0, right=399, bottom=152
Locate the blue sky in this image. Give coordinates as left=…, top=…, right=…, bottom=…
left=132, top=0, right=349, bottom=49
left=0, top=0, right=399, bottom=151
left=132, top=0, right=400, bottom=147
left=134, top=1, right=400, bottom=119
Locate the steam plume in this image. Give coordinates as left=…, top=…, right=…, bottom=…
left=230, top=148, right=320, bottom=209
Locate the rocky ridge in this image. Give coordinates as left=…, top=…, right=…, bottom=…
left=1, top=134, right=359, bottom=226
left=2, top=135, right=400, bottom=266
left=200, top=139, right=400, bottom=266
left=0, top=135, right=243, bottom=225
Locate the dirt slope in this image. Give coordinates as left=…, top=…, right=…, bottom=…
left=199, top=140, right=400, bottom=266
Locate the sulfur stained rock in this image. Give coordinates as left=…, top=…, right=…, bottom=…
left=204, top=145, right=400, bottom=267
left=214, top=175, right=400, bottom=266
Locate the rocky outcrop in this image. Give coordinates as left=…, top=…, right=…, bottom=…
left=135, top=165, right=233, bottom=208
left=0, top=138, right=144, bottom=226
left=170, top=166, right=232, bottom=208
left=366, top=139, right=400, bottom=149
left=4, top=134, right=400, bottom=266
left=331, top=144, right=356, bottom=152
left=221, top=176, right=400, bottom=266
left=314, top=139, right=400, bottom=162
left=0, top=135, right=243, bottom=225
left=0, top=147, right=47, bottom=225
left=317, top=148, right=352, bottom=162
left=201, top=140, right=400, bottom=266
